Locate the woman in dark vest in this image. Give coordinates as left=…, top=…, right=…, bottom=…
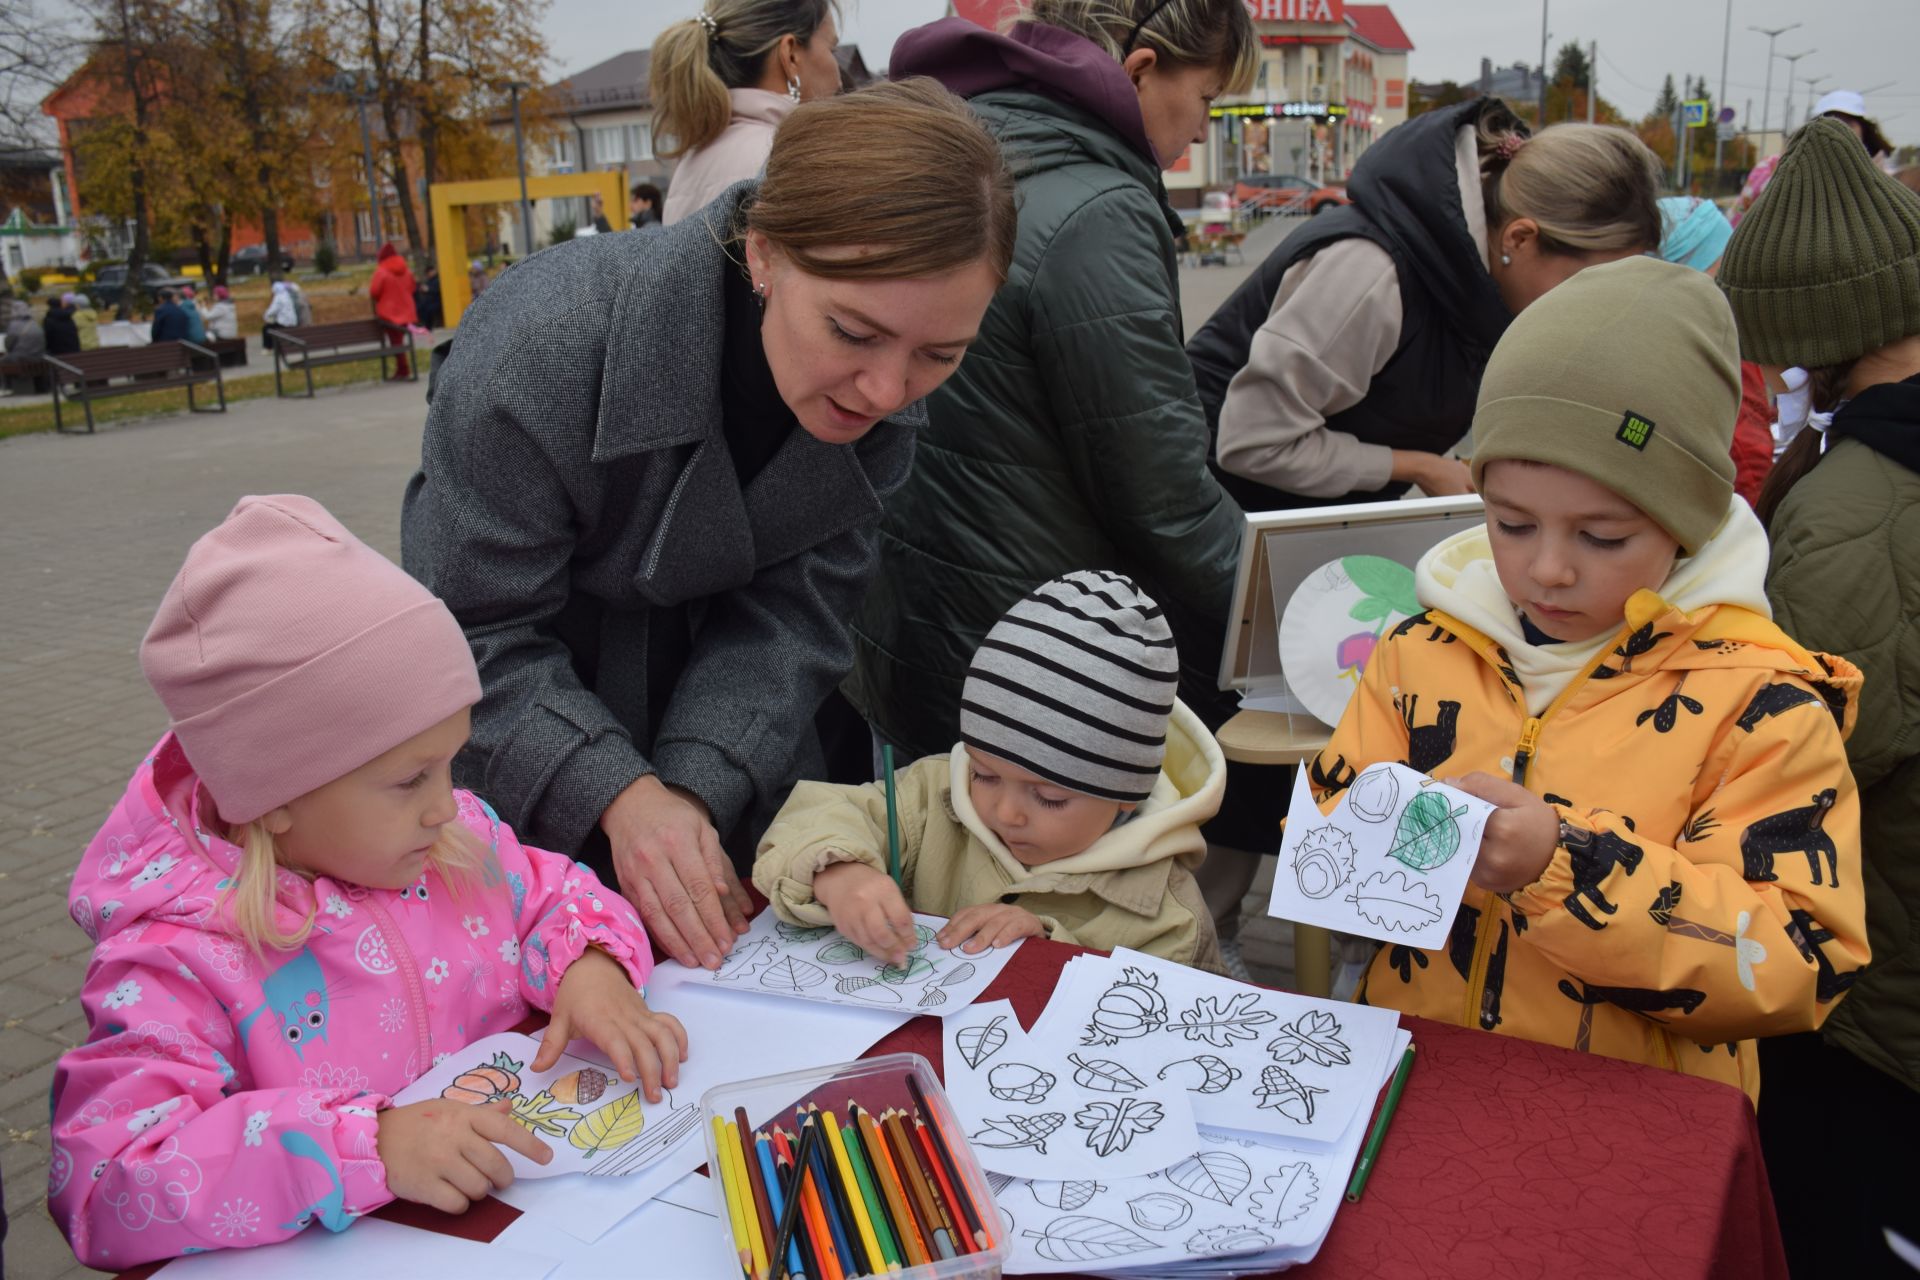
left=1187, top=100, right=1663, bottom=511
left=402, top=81, right=1015, bottom=972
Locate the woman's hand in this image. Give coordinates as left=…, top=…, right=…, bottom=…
left=813, top=861, right=918, bottom=968
left=1448, top=772, right=1560, bottom=893
left=938, top=903, right=1046, bottom=954
left=533, top=947, right=688, bottom=1102
left=1390, top=449, right=1474, bottom=496
left=376, top=1097, right=552, bottom=1214
left=603, top=775, right=752, bottom=971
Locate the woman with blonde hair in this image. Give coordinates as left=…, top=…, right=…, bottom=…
left=1189, top=105, right=1664, bottom=510
left=404, top=79, right=1017, bottom=976
left=653, top=0, right=842, bottom=225
left=849, top=1, right=1274, bottom=972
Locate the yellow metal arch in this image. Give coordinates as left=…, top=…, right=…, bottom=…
left=430, top=171, right=629, bottom=325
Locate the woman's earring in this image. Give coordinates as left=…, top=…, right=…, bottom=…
left=1500, top=253, right=1512, bottom=266
left=753, top=281, right=768, bottom=309
left=787, top=75, right=802, bottom=103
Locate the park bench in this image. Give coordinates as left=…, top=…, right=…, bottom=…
left=0, top=355, right=49, bottom=395
left=272, top=318, right=415, bottom=398
left=47, top=342, right=226, bottom=434
left=200, top=336, right=249, bottom=368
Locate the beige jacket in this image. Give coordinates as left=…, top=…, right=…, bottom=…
left=662, top=89, right=795, bottom=226
left=1215, top=124, right=1491, bottom=497
left=754, top=700, right=1227, bottom=970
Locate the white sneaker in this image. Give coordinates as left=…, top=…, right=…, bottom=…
left=1219, top=936, right=1254, bottom=983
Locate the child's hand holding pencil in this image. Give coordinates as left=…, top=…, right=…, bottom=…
left=812, top=862, right=919, bottom=968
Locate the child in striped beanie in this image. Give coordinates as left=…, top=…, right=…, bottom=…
left=754, top=571, right=1228, bottom=971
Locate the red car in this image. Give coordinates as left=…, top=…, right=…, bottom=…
left=1232, top=174, right=1350, bottom=215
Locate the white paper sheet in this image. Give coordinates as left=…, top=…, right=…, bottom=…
left=1025, top=950, right=1402, bottom=1146
left=496, top=1173, right=738, bottom=1279
left=1000, top=1028, right=1413, bottom=1275
left=659, top=910, right=1021, bottom=1014
left=943, top=1000, right=1201, bottom=1180
left=152, top=1216, right=559, bottom=1280
left=1266, top=762, right=1495, bottom=950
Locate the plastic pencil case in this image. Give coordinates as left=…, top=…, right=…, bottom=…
left=701, top=1051, right=1006, bottom=1280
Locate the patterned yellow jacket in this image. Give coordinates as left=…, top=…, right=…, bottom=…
left=1313, top=589, right=1869, bottom=1099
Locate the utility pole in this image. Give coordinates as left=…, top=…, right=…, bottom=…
left=1800, top=74, right=1830, bottom=128
left=501, top=81, right=534, bottom=261
left=1537, top=0, right=1549, bottom=128
left=1779, top=49, right=1815, bottom=140
left=1749, top=23, right=1799, bottom=158
left=1713, top=0, right=1731, bottom=184
left=1588, top=39, right=1597, bottom=122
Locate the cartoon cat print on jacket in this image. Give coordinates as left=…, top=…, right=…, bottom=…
left=1313, top=588, right=1870, bottom=1099
left=48, top=735, right=652, bottom=1269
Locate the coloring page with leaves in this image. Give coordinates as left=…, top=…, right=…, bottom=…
left=1266, top=762, right=1495, bottom=950
left=942, top=1000, right=1200, bottom=1180
left=395, top=1031, right=701, bottom=1181
left=996, top=1027, right=1413, bottom=1275
left=661, top=911, right=1020, bottom=1014
left=1025, top=950, right=1401, bottom=1146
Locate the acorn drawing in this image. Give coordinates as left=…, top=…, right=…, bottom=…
left=550, top=1067, right=609, bottom=1105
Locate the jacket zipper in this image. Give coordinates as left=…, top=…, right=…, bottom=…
left=364, top=894, right=434, bottom=1071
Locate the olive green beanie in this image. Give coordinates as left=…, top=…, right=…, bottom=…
left=1471, top=256, right=1738, bottom=554
left=1717, top=116, right=1920, bottom=367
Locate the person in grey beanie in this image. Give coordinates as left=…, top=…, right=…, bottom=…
left=754, top=571, right=1227, bottom=971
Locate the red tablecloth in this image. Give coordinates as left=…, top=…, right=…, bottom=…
left=880, top=939, right=1789, bottom=1280
left=121, top=937, right=1788, bottom=1279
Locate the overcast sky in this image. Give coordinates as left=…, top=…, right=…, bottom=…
left=542, top=0, right=1913, bottom=138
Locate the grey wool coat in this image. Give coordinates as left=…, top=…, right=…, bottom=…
left=401, top=183, right=921, bottom=864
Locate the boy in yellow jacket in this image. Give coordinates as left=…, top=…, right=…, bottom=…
left=1315, top=256, right=1868, bottom=1099
left=754, top=571, right=1224, bottom=970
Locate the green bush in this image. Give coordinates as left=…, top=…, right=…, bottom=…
left=546, top=219, right=576, bottom=248
left=17, top=268, right=44, bottom=295
left=314, top=241, right=338, bottom=277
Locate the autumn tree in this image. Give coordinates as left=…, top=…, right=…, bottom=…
left=2, top=0, right=79, bottom=160
left=1550, top=42, right=1591, bottom=93
left=72, top=0, right=175, bottom=316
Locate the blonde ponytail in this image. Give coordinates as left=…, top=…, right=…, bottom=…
left=651, top=1, right=838, bottom=159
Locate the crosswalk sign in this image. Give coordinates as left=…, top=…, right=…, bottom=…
left=1683, top=99, right=1710, bottom=128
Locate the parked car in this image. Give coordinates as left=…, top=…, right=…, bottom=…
left=1232, top=174, right=1350, bottom=215
left=88, top=262, right=195, bottom=309
left=230, top=243, right=296, bottom=276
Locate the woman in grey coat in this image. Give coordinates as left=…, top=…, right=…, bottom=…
left=402, top=80, right=1015, bottom=971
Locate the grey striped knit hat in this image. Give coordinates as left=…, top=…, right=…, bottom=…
left=960, top=571, right=1180, bottom=804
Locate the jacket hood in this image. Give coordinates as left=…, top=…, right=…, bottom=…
left=376, top=254, right=409, bottom=277
left=1346, top=97, right=1514, bottom=350
left=946, top=698, right=1225, bottom=884
left=1829, top=372, right=1920, bottom=474
left=70, top=736, right=253, bottom=947
left=891, top=16, right=1156, bottom=165
left=1418, top=496, right=1776, bottom=714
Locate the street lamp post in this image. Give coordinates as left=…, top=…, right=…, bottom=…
left=1748, top=23, right=1799, bottom=156
left=1713, top=0, right=1732, bottom=183
left=501, top=80, right=534, bottom=261
left=1537, top=0, right=1549, bottom=128
left=1800, top=74, right=1830, bottom=127
left=1779, top=49, right=1815, bottom=139
left=353, top=89, right=383, bottom=251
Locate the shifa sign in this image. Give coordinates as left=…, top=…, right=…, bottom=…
left=1246, top=0, right=1345, bottom=21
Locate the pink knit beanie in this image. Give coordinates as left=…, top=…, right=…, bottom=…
left=141, top=495, right=481, bottom=823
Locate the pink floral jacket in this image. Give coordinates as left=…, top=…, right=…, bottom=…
left=49, top=735, right=652, bottom=1268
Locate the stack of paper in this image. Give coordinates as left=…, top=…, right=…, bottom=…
left=941, top=949, right=1405, bottom=1274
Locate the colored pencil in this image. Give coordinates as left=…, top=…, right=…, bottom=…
left=731, top=1119, right=771, bottom=1279
left=905, top=1076, right=991, bottom=1250
left=882, top=743, right=901, bottom=886
left=912, top=1117, right=971, bottom=1256
left=822, top=1108, right=887, bottom=1273
left=855, top=1104, right=930, bottom=1268
left=1346, top=1042, right=1418, bottom=1203
left=713, top=1115, right=755, bottom=1279
left=802, top=1108, right=866, bottom=1278
left=883, top=1109, right=954, bottom=1260
left=772, top=1139, right=825, bottom=1280
left=778, top=1126, right=840, bottom=1280
left=839, top=1116, right=902, bottom=1270
left=738, top=1108, right=779, bottom=1276
left=757, top=1132, right=808, bottom=1280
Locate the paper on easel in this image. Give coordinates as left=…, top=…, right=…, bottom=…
left=1265, top=762, right=1494, bottom=950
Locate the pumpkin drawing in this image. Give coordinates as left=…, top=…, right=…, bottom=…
left=1081, top=967, right=1167, bottom=1046
left=441, top=1051, right=523, bottom=1104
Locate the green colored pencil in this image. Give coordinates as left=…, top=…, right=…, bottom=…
left=842, top=1118, right=902, bottom=1270
left=882, top=744, right=902, bottom=886
left=1346, top=1043, right=1416, bottom=1203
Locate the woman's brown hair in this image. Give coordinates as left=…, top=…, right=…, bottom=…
left=1477, top=106, right=1665, bottom=254
left=1753, top=360, right=1861, bottom=528
left=736, top=78, right=1019, bottom=284
left=651, top=0, right=838, bottom=158
left=1020, top=0, right=1259, bottom=93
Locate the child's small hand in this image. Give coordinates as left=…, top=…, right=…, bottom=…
left=1449, top=772, right=1560, bottom=893
left=813, top=861, right=918, bottom=967
left=535, top=947, right=687, bottom=1102
left=377, top=1097, right=551, bottom=1214
left=938, top=902, right=1045, bottom=954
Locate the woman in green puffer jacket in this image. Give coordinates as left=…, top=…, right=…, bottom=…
left=1717, top=116, right=1920, bottom=1278
left=851, top=2, right=1271, bottom=959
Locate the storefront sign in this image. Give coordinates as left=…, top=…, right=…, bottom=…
left=1210, top=101, right=1351, bottom=120
left=1246, top=0, right=1345, bottom=20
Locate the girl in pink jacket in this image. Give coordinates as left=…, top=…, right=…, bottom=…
left=49, top=495, right=684, bottom=1269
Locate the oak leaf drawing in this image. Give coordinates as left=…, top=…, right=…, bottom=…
left=1265, top=1010, right=1351, bottom=1068
left=1075, top=1098, right=1165, bottom=1157
left=1168, top=992, right=1276, bottom=1047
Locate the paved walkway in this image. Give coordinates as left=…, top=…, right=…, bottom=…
left=0, top=213, right=1306, bottom=1277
